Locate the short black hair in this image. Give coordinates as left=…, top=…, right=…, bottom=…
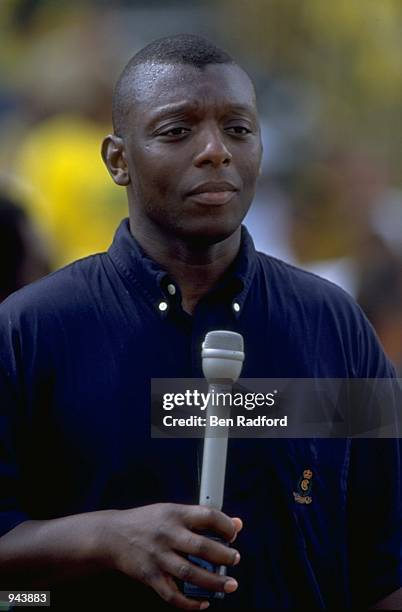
left=112, top=34, right=235, bottom=136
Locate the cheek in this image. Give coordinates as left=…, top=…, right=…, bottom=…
left=242, top=164, right=260, bottom=195
left=239, top=145, right=262, bottom=186
left=130, top=153, right=172, bottom=199
left=143, top=149, right=181, bottom=193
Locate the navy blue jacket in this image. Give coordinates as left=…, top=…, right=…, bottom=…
left=0, top=219, right=400, bottom=609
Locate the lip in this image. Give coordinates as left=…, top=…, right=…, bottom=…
left=186, top=181, right=239, bottom=206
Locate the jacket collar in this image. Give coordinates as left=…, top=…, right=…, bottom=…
left=108, top=218, right=258, bottom=318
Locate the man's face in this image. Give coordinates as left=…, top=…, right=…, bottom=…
left=119, top=62, right=262, bottom=244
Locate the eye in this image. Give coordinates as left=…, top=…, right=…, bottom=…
left=158, top=127, right=191, bottom=138
left=225, top=126, right=252, bottom=136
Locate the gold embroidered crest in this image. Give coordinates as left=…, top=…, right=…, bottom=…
left=293, top=469, right=313, bottom=504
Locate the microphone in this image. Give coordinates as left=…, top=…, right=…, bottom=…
left=184, top=330, right=245, bottom=600
left=199, top=330, right=244, bottom=509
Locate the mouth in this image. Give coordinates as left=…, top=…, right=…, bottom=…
left=186, top=181, right=239, bottom=206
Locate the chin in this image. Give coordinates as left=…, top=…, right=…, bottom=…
left=176, top=216, right=243, bottom=245
left=175, top=202, right=249, bottom=243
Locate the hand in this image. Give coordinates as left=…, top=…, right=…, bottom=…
left=102, top=503, right=243, bottom=610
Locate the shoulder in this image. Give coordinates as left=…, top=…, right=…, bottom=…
left=254, top=252, right=394, bottom=377
left=0, top=253, right=108, bottom=331
left=256, top=251, right=358, bottom=311
left=0, top=253, right=112, bottom=374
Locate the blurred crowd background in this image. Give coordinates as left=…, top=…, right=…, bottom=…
left=0, top=0, right=401, bottom=371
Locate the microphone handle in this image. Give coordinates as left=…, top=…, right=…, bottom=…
left=184, top=383, right=232, bottom=600
left=199, top=382, right=232, bottom=509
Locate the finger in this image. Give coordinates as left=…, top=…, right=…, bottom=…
left=183, top=506, right=237, bottom=542
left=232, top=517, right=243, bottom=532
left=172, top=528, right=240, bottom=566
left=150, top=573, right=210, bottom=610
left=229, top=517, right=243, bottom=543
left=161, top=552, right=239, bottom=594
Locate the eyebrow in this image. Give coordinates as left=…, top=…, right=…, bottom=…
left=147, top=101, right=257, bottom=125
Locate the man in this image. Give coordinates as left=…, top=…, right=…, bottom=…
left=0, top=35, right=400, bottom=610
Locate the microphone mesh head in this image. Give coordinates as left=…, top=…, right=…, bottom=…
left=203, top=330, right=244, bottom=352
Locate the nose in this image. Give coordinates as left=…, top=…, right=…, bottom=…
left=193, top=126, right=232, bottom=168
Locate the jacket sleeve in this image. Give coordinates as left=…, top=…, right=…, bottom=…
left=347, top=309, right=401, bottom=606
left=0, top=359, right=31, bottom=538
left=347, top=436, right=401, bottom=607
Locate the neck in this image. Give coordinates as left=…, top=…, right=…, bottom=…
left=129, top=217, right=241, bottom=314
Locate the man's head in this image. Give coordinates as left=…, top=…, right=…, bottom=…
left=102, top=34, right=262, bottom=246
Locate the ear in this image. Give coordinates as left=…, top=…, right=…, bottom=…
left=101, top=134, right=130, bottom=186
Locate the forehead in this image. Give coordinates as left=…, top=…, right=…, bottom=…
left=128, top=62, right=257, bottom=120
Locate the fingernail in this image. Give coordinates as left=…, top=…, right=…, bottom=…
left=224, top=579, right=238, bottom=593
left=233, top=552, right=240, bottom=565
left=200, top=602, right=210, bottom=610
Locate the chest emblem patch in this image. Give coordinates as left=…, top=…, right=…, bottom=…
left=293, top=468, right=313, bottom=505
